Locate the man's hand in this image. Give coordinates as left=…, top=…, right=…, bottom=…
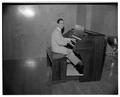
left=65, top=38, right=76, bottom=45
left=70, top=38, right=76, bottom=43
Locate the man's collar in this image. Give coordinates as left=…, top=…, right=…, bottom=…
left=57, top=27, right=61, bottom=32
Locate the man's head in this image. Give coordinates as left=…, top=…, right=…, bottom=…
left=57, top=18, right=64, bottom=29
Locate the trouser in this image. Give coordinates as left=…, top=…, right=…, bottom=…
left=66, top=49, right=81, bottom=65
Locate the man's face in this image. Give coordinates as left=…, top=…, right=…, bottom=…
left=58, top=20, right=64, bottom=29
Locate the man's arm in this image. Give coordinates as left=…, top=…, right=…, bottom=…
left=54, top=30, right=71, bottom=46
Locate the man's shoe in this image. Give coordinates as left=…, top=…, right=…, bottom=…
left=74, top=62, right=84, bottom=74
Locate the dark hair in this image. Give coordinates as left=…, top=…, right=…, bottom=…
left=57, top=18, right=64, bottom=24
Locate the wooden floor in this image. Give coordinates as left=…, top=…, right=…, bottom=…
left=3, top=55, right=118, bottom=95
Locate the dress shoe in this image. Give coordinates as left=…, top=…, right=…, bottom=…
left=74, top=62, right=84, bottom=74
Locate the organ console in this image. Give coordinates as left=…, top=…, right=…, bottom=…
left=63, top=29, right=107, bottom=81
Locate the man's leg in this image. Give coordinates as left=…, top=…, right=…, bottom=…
left=66, top=49, right=84, bottom=74
left=66, top=49, right=81, bottom=65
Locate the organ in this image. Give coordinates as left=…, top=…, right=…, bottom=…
left=63, top=29, right=107, bottom=81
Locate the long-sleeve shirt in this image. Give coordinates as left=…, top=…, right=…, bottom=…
left=51, top=27, right=71, bottom=54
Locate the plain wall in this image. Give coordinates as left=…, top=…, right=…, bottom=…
left=76, top=4, right=117, bottom=53
left=77, top=4, right=117, bottom=35
left=91, top=4, right=118, bottom=36
left=76, top=5, right=86, bottom=27
left=3, top=5, right=77, bottom=60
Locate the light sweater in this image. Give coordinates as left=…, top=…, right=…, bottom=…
left=51, top=27, right=71, bottom=54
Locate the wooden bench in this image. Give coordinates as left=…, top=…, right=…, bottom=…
left=46, top=47, right=67, bottom=81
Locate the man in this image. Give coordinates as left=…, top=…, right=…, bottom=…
left=51, top=18, right=84, bottom=74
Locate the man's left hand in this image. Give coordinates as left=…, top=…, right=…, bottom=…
left=70, top=38, right=76, bottom=43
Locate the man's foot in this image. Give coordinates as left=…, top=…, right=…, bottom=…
left=74, top=62, right=84, bottom=74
